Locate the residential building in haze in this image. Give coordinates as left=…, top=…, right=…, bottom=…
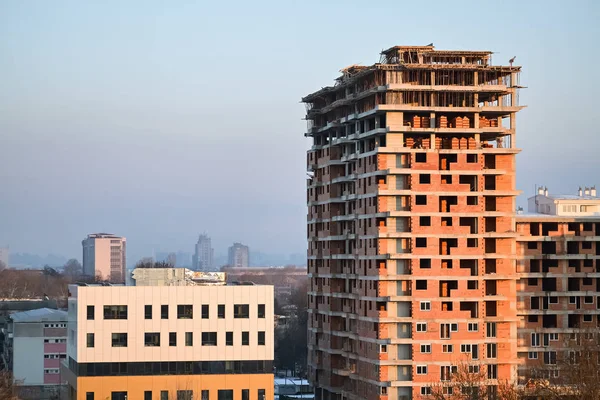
left=303, top=45, right=523, bottom=399
left=82, top=233, right=126, bottom=283
left=228, top=243, right=250, bottom=268
left=62, top=282, right=274, bottom=400
left=193, top=234, right=214, bottom=271
left=0, top=246, right=8, bottom=268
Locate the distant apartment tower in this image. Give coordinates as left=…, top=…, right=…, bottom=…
left=303, top=45, right=523, bottom=399
left=228, top=242, right=250, bottom=268
left=62, top=282, right=274, bottom=400
left=0, top=246, right=8, bottom=268
left=1, top=308, right=67, bottom=400
left=516, top=186, right=600, bottom=382
left=82, top=233, right=126, bottom=283
left=193, top=234, right=214, bottom=271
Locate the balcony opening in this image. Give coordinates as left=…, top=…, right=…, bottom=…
left=485, top=281, right=497, bottom=296
left=567, top=242, right=578, bottom=255
left=442, top=301, right=453, bottom=311
left=530, top=260, right=540, bottom=273
left=486, top=301, right=497, bottom=317
left=542, top=278, right=557, bottom=292
left=542, top=259, right=557, bottom=270
left=542, top=223, right=559, bottom=236
left=484, top=176, right=496, bottom=190
left=460, top=301, right=479, bottom=318
left=467, top=196, right=478, bottom=206
left=543, top=315, right=557, bottom=329
left=485, top=196, right=496, bottom=211
left=568, top=278, right=580, bottom=291
left=467, top=280, right=478, bottom=290
left=485, top=218, right=497, bottom=233
left=485, top=259, right=496, bottom=274
left=485, top=239, right=496, bottom=254
left=568, top=314, right=580, bottom=329
left=441, top=217, right=453, bottom=226
left=484, top=155, right=496, bottom=169
left=439, top=281, right=458, bottom=297
left=441, top=259, right=453, bottom=269
left=440, top=238, right=458, bottom=255
left=460, top=217, right=478, bottom=234
left=459, top=176, right=478, bottom=192
left=439, top=196, right=458, bottom=212
left=530, top=223, right=540, bottom=236
left=568, top=222, right=580, bottom=234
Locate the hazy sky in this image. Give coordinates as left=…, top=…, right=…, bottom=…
left=1, top=0, right=599, bottom=262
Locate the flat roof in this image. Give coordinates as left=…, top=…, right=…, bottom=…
left=10, top=307, right=67, bottom=323
left=516, top=212, right=600, bottom=221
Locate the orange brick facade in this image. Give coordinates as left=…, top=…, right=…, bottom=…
left=303, top=46, right=523, bottom=400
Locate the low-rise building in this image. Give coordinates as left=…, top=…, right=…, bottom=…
left=62, top=281, right=274, bottom=400
left=1, top=308, right=68, bottom=399
left=517, top=186, right=600, bottom=382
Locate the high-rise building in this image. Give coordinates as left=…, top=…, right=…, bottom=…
left=516, top=186, right=600, bottom=382
left=303, top=45, right=523, bottom=399
left=82, top=233, right=126, bottom=283
left=62, top=282, right=274, bottom=400
left=193, top=234, right=214, bottom=271
left=0, top=246, right=9, bottom=268
left=228, top=243, right=250, bottom=268
left=2, top=308, right=67, bottom=399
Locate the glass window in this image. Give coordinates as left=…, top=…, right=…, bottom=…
left=111, top=333, right=127, bottom=347
left=145, top=305, right=152, bottom=319
left=177, top=390, right=193, bottom=400
left=161, top=305, right=168, bottom=319
left=258, top=304, right=265, bottom=318
left=87, top=306, right=95, bottom=320
left=111, top=393, right=127, bottom=400
left=144, top=392, right=152, bottom=400
left=242, top=389, right=249, bottom=400
left=145, top=333, right=161, bottom=347
left=218, top=390, right=233, bottom=400
left=169, top=332, right=177, bottom=347
left=87, top=333, right=94, bottom=348
left=234, top=304, right=249, bottom=318
left=202, top=304, right=210, bottom=319
left=258, top=390, right=266, bottom=400
left=86, top=393, right=94, bottom=400
left=185, top=332, right=193, bottom=346
left=202, top=390, right=209, bottom=400
left=161, top=391, right=168, bottom=400
left=104, top=305, right=127, bottom=320
left=202, top=332, right=217, bottom=346
left=242, top=331, right=250, bottom=346
left=258, top=331, right=265, bottom=345
left=226, top=332, right=233, bottom=346
left=218, top=304, right=225, bottom=318
left=177, top=305, right=193, bottom=319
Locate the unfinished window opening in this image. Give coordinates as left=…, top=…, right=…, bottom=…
left=542, top=278, right=557, bottom=292
left=527, top=242, right=537, bottom=250
left=416, top=238, right=427, bottom=248
left=439, top=154, right=457, bottom=171
left=467, top=281, right=478, bottom=290
left=542, top=259, right=557, bottom=271
left=528, top=315, right=538, bottom=323
left=484, top=175, right=496, bottom=191
left=568, top=314, right=580, bottom=329
left=484, top=155, right=496, bottom=169
left=485, top=196, right=496, bottom=211
left=542, top=315, right=557, bottom=328
left=439, top=281, right=458, bottom=297
left=419, top=174, right=431, bottom=184
left=441, top=217, right=453, bottom=226
left=530, top=223, right=540, bottom=236
left=460, top=301, right=478, bottom=318
left=420, top=259, right=431, bottom=269
left=528, top=278, right=537, bottom=286
left=467, top=238, right=478, bottom=248
left=542, top=222, right=559, bottom=236
left=485, top=259, right=496, bottom=274
left=415, top=153, right=427, bottom=163
left=568, top=278, right=580, bottom=291
left=439, top=196, right=458, bottom=212
left=439, top=238, right=458, bottom=255
left=460, top=217, right=478, bottom=234
left=531, top=297, right=540, bottom=310
left=442, top=302, right=453, bottom=311
left=416, top=280, right=428, bottom=290
left=582, top=241, right=592, bottom=250
left=419, top=216, right=431, bottom=226
left=415, top=195, right=427, bottom=205
left=461, top=259, right=478, bottom=276
left=485, top=281, right=497, bottom=296
left=485, top=301, right=497, bottom=317
left=441, top=259, right=452, bottom=269
left=466, top=154, right=478, bottom=163
left=441, top=175, right=452, bottom=184
left=484, top=239, right=496, bottom=254
left=459, top=175, right=478, bottom=192
left=485, top=218, right=496, bottom=233
left=467, top=196, right=478, bottom=206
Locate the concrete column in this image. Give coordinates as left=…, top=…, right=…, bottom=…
left=474, top=71, right=478, bottom=85
left=474, top=112, right=480, bottom=129
left=430, top=133, right=436, bottom=149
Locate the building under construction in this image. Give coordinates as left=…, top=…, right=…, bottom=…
left=302, top=45, right=523, bottom=400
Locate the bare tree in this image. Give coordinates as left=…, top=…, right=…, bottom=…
left=63, top=259, right=82, bottom=278
left=0, top=260, right=6, bottom=271
left=0, top=370, right=21, bottom=400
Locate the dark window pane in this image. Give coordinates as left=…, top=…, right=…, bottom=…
left=202, top=390, right=209, bottom=400
left=145, top=333, right=161, bottom=347
left=169, top=332, right=177, bottom=346
left=145, top=305, right=152, bottom=319
left=177, top=305, right=193, bottom=319
left=185, top=332, right=193, bottom=346
left=234, top=304, right=249, bottom=318
left=258, top=331, right=265, bottom=346
left=257, top=304, right=265, bottom=318
left=202, top=332, right=217, bottom=346
left=226, top=332, right=233, bottom=346
left=111, top=392, right=127, bottom=400
left=87, top=333, right=95, bottom=348
left=242, top=331, right=249, bottom=346
left=258, top=389, right=266, bottom=400
left=111, top=333, right=127, bottom=347
left=218, top=390, right=234, bottom=400
left=86, top=393, right=94, bottom=400
left=202, top=304, right=209, bottom=319
left=218, top=304, right=225, bottom=318
left=87, top=306, right=95, bottom=320
left=242, top=389, right=249, bottom=400
left=104, top=305, right=127, bottom=320
left=161, top=391, right=169, bottom=400
left=161, top=305, right=169, bottom=319
left=144, top=391, right=152, bottom=400
left=177, top=390, right=193, bottom=400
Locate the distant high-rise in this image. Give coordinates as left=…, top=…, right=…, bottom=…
left=193, top=234, right=214, bottom=271
left=228, top=242, right=249, bottom=268
left=0, top=246, right=8, bottom=268
left=82, top=233, right=127, bottom=283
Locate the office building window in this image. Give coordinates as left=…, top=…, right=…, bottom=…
left=169, top=332, right=177, bottom=347
left=218, top=390, right=233, bottom=400
left=202, top=332, right=217, bottom=346
left=258, top=390, right=266, bottom=400
left=185, top=332, right=193, bottom=346
left=226, top=331, right=233, bottom=346
left=161, top=305, right=168, bottom=319
left=416, top=323, right=427, bottom=332
left=177, top=305, right=193, bottom=319
left=258, top=304, right=265, bottom=318
left=416, top=365, right=427, bottom=375
left=258, top=331, right=265, bottom=345
left=234, top=304, right=249, bottom=318
left=202, top=304, right=210, bottom=319
left=242, top=331, right=250, bottom=346
left=242, top=389, right=249, bottom=400
left=177, top=390, right=193, bottom=400
left=145, top=333, right=161, bottom=347
left=420, top=344, right=431, bottom=353
left=202, top=390, right=209, bottom=400
left=104, top=305, right=127, bottom=320
left=111, top=333, right=127, bottom=347
left=161, top=391, right=168, bottom=400
left=218, top=304, right=225, bottom=318
left=86, top=333, right=94, bottom=348
left=145, top=305, right=152, bottom=319
left=86, top=393, right=94, bottom=400
left=111, top=393, right=127, bottom=400
left=144, top=392, right=152, bottom=400
left=87, top=306, right=95, bottom=320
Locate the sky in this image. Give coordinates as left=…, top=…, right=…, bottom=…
left=1, top=0, right=599, bottom=263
